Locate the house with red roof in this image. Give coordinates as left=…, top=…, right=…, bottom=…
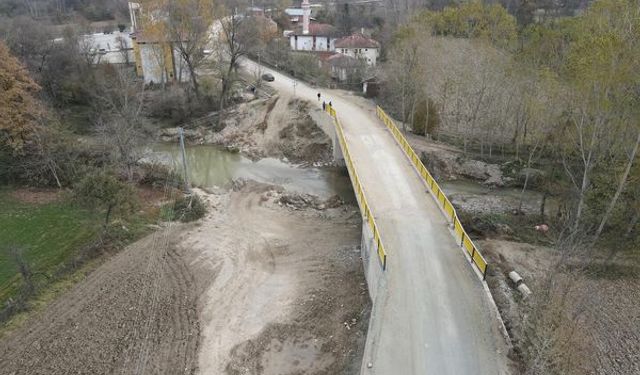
left=334, top=33, right=380, bottom=66
left=286, top=0, right=380, bottom=66
left=287, top=0, right=338, bottom=52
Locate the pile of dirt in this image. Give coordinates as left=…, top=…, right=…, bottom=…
left=276, top=191, right=344, bottom=210
left=276, top=99, right=332, bottom=164
left=459, top=159, right=508, bottom=186
left=196, top=95, right=333, bottom=164
left=159, top=96, right=333, bottom=165
left=0, top=224, right=201, bottom=374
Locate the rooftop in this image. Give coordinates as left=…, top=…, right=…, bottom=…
left=335, top=33, right=380, bottom=49
left=326, top=53, right=360, bottom=67
left=291, top=22, right=337, bottom=36
left=285, top=8, right=304, bottom=16
left=80, top=31, right=133, bottom=52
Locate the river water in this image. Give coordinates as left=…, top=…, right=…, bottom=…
left=149, top=144, right=355, bottom=202
left=147, top=144, right=553, bottom=213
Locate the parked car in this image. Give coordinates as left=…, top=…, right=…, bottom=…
left=261, top=73, right=275, bottom=82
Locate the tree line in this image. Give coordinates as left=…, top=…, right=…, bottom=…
left=381, top=0, right=640, bottom=251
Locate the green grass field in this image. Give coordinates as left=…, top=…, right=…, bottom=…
left=0, top=189, right=101, bottom=303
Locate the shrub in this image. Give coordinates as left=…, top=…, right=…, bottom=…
left=412, top=98, right=440, bottom=136
left=74, top=170, right=137, bottom=227
left=164, top=194, right=207, bottom=222
left=139, top=163, right=184, bottom=189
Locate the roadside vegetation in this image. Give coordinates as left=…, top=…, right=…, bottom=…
left=374, top=1, right=640, bottom=374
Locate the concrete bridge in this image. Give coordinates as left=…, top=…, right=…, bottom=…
left=244, top=60, right=511, bottom=375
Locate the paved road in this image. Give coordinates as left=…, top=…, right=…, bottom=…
left=243, top=60, right=511, bottom=375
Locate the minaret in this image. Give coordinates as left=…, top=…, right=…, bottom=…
left=302, top=0, right=310, bottom=35
left=128, top=2, right=140, bottom=32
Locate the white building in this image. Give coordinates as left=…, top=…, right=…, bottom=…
left=288, top=23, right=337, bottom=51
left=334, top=33, right=380, bottom=66
left=80, top=31, right=135, bottom=65
left=286, top=0, right=380, bottom=66
left=285, top=3, right=322, bottom=23
left=128, top=1, right=191, bottom=85
left=288, top=0, right=337, bottom=52
left=285, top=8, right=305, bottom=23
left=133, top=33, right=191, bottom=84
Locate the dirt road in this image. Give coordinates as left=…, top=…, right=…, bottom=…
left=243, top=60, right=511, bottom=374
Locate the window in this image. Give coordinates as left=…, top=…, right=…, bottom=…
left=365, top=49, right=368, bottom=51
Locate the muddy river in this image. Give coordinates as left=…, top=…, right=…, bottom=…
left=149, top=143, right=356, bottom=202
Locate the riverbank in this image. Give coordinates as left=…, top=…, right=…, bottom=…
left=158, top=93, right=334, bottom=167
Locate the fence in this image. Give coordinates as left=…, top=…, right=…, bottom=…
left=376, top=106, right=488, bottom=279
left=325, top=105, right=387, bottom=270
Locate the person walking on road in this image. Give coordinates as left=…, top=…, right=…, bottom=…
left=322, top=101, right=326, bottom=111
left=317, top=92, right=321, bottom=101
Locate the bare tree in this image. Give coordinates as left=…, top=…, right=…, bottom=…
left=217, top=10, right=252, bottom=111
left=593, top=127, right=640, bottom=242
left=90, top=66, right=147, bottom=180
left=164, top=0, right=216, bottom=98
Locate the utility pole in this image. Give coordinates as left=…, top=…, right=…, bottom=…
left=178, top=127, right=191, bottom=193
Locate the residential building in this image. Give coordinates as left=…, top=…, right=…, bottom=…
left=75, top=31, right=135, bottom=65
left=287, top=0, right=337, bottom=51
left=128, top=1, right=191, bottom=85
left=131, top=32, right=190, bottom=84
left=334, top=33, right=380, bottom=66
left=285, top=3, right=322, bottom=23
left=286, top=1, right=380, bottom=66
left=325, top=53, right=363, bottom=81
left=285, top=8, right=305, bottom=23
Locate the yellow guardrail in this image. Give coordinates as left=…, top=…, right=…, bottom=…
left=376, top=106, right=488, bottom=279
left=325, top=105, right=387, bottom=270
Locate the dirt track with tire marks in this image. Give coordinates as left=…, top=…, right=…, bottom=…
left=0, top=224, right=201, bottom=375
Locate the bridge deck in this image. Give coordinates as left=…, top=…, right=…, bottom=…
left=244, top=60, right=510, bottom=375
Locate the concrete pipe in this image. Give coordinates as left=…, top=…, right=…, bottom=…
left=517, top=283, right=532, bottom=297
left=508, top=271, right=523, bottom=285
